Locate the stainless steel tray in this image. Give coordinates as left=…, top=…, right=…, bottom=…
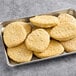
left=1, top=9, right=76, bottom=67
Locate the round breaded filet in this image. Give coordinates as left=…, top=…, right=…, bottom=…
left=7, top=43, right=33, bottom=63
left=30, top=15, right=59, bottom=28
left=50, top=24, right=76, bottom=41
left=3, top=22, right=27, bottom=47
left=58, top=13, right=76, bottom=25
left=34, top=40, right=64, bottom=58
left=25, top=29, right=50, bottom=52
left=61, top=38, right=76, bottom=52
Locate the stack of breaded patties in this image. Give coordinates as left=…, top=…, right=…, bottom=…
left=3, top=22, right=33, bottom=63
left=3, top=13, right=76, bottom=63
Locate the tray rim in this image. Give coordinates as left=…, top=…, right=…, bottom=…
left=1, top=8, right=76, bottom=67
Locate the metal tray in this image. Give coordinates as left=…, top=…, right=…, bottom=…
left=1, top=9, right=76, bottom=67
